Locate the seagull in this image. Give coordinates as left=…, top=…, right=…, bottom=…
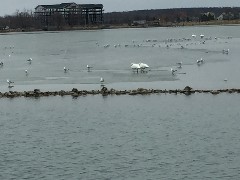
left=171, top=68, right=177, bottom=75
left=131, top=63, right=141, bottom=73
left=222, top=49, right=229, bottom=54
left=192, top=34, right=196, bottom=38
left=27, top=58, right=32, bottom=64
left=100, top=77, right=104, bottom=83
left=25, top=69, right=28, bottom=75
left=197, top=59, right=202, bottom=65
left=63, top=67, right=69, bottom=73
left=176, top=62, right=182, bottom=68
left=197, top=58, right=204, bottom=65
left=7, top=79, right=14, bottom=88
left=7, top=79, right=14, bottom=85
left=104, top=44, right=110, bottom=48
left=87, top=65, right=93, bottom=72
left=224, top=78, right=228, bottom=82
left=200, top=34, right=204, bottom=38
left=200, top=58, right=204, bottom=63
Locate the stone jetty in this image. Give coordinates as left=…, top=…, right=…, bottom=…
left=0, top=86, right=240, bottom=98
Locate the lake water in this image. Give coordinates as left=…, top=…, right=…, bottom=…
left=0, top=26, right=240, bottom=179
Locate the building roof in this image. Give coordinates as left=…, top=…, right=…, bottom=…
left=80, top=4, right=103, bottom=9
left=35, top=2, right=103, bottom=10
left=35, top=3, right=77, bottom=10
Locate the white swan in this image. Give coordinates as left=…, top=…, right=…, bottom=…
left=139, top=63, right=149, bottom=69
left=131, top=63, right=141, bottom=73
left=139, top=63, right=149, bottom=73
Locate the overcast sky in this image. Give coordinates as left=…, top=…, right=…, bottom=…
left=1, top=0, right=240, bottom=16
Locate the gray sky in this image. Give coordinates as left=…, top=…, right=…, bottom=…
left=1, top=0, right=240, bottom=16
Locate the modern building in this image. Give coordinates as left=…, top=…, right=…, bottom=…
left=35, top=2, right=103, bottom=27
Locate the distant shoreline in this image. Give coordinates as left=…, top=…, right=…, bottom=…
left=0, top=20, right=240, bottom=34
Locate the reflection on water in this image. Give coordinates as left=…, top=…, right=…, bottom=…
left=0, top=94, right=240, bottom=179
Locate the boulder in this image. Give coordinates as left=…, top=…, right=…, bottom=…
left=71, top=88, right=78, bottom=93
left=183, top=86, right=192, bottom=91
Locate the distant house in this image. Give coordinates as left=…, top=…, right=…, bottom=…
left=35, top=2, right=103, bottom=27
left=200, top=12, right=215, bottom=21
left=0, top=26, right=10, bottom=31
left=217, top=12, right=235, bottom=20
left=132, top=20, right=146, bottom=25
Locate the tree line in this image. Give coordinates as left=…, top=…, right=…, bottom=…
left=103, top=7, right=240, bottom=25
left=0, top=7, right=239, bottom=31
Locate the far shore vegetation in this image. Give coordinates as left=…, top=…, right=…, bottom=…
left=0, top=7, right=240, bottom=33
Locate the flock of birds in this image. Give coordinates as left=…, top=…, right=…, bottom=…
left=3, top=61, right=105, bottom=88
left=97, top=33, right=232, bottom=51
left=1, top=33, right=231, bottom=89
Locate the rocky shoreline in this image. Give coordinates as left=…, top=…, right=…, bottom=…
left=0, top=86, right=240, bottom=98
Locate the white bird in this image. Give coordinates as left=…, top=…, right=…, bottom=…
left=27, top=58, right=32, bottom=63
left=7, top=79, right=14, bottom=84
left=176, top=62, right=182, bottom=68
left=25, top=69, right=28, bottom=75
left=139, top=63, right=149, bottom=72
left=171, top=68, right=177, bottom=75
left=63, top=67, right=69, bottom=73
left=87, top=65, right=93, bottom=72
left=100, top=77, right=104, bottom=83
left=222, top=49, right=229, bottom=54
left=104, top=44, right=110, bottom=48
left=200, top=34, right=204, bottom=38
left=131, top=63, right=141, bottom=73
left=224, top=78, right=228, bottom=82
left=192, top=34, right=196, bottom=38
left=197, top=59, right=201, bottom=64
left=197, top=58, right=204, bottom=65
left=7, top=79, right=14, bottom=88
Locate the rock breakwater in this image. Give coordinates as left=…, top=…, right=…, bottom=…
left=0, top=86, right=240, bottom=98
